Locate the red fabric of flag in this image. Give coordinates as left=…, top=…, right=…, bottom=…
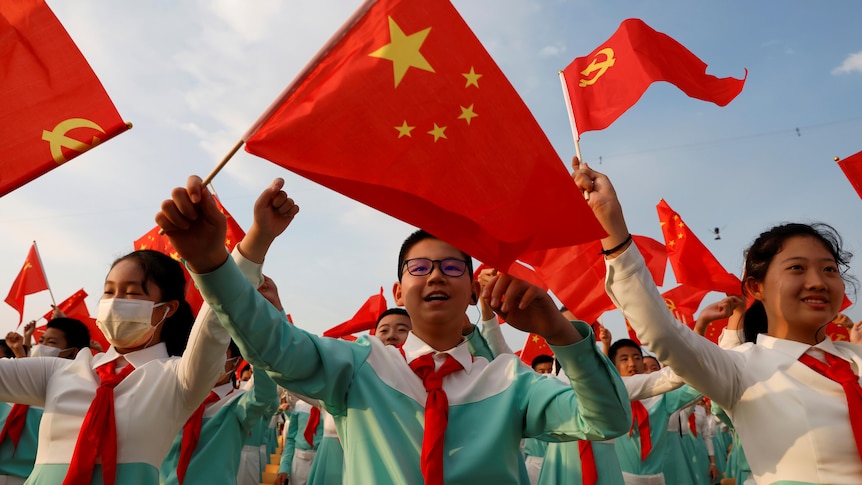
left=562, top=18, right=746, bottom=137
left=529, top=235, right=667, bottom=325
left=36, top=288, right=109, bottom=351
left=323, top=288, right=388, bottom=338
left=243, top=0, right=605, bottom=270
left=519, top=333, right=552, bottom=366
left=134, top=195, right=245, bottom=317
left=0, top=0, right=129, bottom=197
left=657, top=199, right=741, bottom=295
left=5, top=243, right=49, bottom=324
left=837, top=150, right=862, bottom=200
left=661, top=285, right=710, bottom=331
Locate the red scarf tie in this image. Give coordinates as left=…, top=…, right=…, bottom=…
left=688, top=413, right=698, bottom=437
left=578, top=441, right=598, bottom=485
left=63, top=360, right=135, bottom=485
left=0, top=404, right=30, bottom=450
left=304, top=406, right=321, bottom=447
left=799, top=351, right=862, bottom=461
left=177, top=390, right=221, bottom=484
left=629, top=400, right=652, bottom=461
left=409, top=353, right=463, bottom=485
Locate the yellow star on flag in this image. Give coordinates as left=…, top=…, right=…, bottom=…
left=395, top=120, right=415, bottom=138
left=427, top=123, right=447, bottom=141
left=458, top=104, right=478, bottom=125
left=369, top=17, right=434, bottom=88
left=463, top=66, right=481, bottom=88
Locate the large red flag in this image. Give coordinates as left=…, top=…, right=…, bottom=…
left=34, top=288, right=109, bottom=352
left=657, top=199, right=741, bottom=295
left=243, top=0, right=605, bottom=270
left=323, top=288, right=388, bottom=338
left=0, top=0, right=130, bottom=197
left=134, top=195, right=246, bottom=316
left=837, top=150, right=862, bottom=200
left=561, top=18, right=746, bottom=137
left=530, top=235, right=667, bottom=325
left=5, top=243, right=49, bottom=324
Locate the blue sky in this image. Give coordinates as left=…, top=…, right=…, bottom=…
left=3, top=0, right=862, bottom=350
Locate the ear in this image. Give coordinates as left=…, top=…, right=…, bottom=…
left=393, top=282, right=404, bottom=306
left=743, top=278, right=764, bottom=301
left=469, top=280, right=481, bottom=306
left=163, top=300, right=181, bottom=319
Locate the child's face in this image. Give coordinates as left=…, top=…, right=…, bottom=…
left=375, top=314, right=412, bottom=347
left=612, top=346, right=644, bottom=376
left=394, top=238, right=477, bottom=329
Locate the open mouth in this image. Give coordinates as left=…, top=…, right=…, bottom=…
left=424, top=293, right=450, bottom=302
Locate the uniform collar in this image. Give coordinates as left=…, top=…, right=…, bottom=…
left=401, top=332, right=473, bottom=373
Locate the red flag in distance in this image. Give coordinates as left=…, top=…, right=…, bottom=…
left=5, top=243, right=49, bottom=324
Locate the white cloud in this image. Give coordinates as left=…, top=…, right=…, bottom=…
left=833, top=51, right=862, bottom=75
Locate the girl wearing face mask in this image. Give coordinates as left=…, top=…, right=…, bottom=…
left=0, top=248, right=262, bottom=485
left=1, top=318, right=90, bottom=485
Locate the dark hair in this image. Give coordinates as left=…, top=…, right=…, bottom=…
left=643, top=355, right=661, bottom=368
left=110, top=250, right=195, bottom=356
left=0, top=340, right=12, bottom=359
left=608, top=339, right=643, bottom=363
left=531, top=354, right=555, bottom=370
left=46, top=317, right=91, bottom=350
left=227, top=339, right=241, bottom=359
left=741, top=223, right=855, bottom=343
left=397, top=230, right=474, bottom=282
left=376, top=307, right=410, bottom=326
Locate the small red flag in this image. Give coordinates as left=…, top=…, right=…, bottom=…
left=519, top=333, right=552, bottom=366
left=34, top=288, right=109, bottom=351
left=5, top=243, right=49, bottom=324
left=323, top=288, right=388, bottom=338
left=561, top=18, right=746, bottom=137
left=134, top=195, right=246, bottom=316
left=657, top=199, right=741, bottom=295
left=0, top=0, right=129, bottom=197
left=661, top=285, right=711, bottom=331
left=837, top=150, right=862, bottom=200
left=243, top=0, right=604, bottom=269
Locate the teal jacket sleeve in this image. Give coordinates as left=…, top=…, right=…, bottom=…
left=235, top=368, right=279, bottom=434
left=279, top=415, right=298, bottom=476
left=190, top=257, right=371, bottom=415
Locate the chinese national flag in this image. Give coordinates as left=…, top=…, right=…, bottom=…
left=5, top=243, right=49, bottom=324
left=529, top=235, right=667, bottom=325
left=243, top=0, right=605, bottom=270
left=323, top=288, right=388, bottom=338
left=561, top=18, right=746, bottom=137
left=519, top=333, right=552, bottom=366
left=657, top=199, right=741, bottom=295
left=35, top=288, right=109, bottom=351
left=0, top=0, right=130, bottom=197
left=837, top=150, right=862, bottom=200
left=134, top=195, right=246, bottom=316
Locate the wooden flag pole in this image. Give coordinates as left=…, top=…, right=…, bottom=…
left=558, top=70, right=583, bottom=162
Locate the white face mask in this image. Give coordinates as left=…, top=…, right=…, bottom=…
left=30, top=344, right=72, bottom=358
left=239, top=378, right=253, bottom=391
left=96, top=298, right=169, bottom=349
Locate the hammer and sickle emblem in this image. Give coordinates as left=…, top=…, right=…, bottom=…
left=579, top=48, right=615, bottom=87
left=41, top=118, right=106, bottom=164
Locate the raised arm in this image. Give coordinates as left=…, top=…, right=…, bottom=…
left=571, top=158, right=745, bottom=408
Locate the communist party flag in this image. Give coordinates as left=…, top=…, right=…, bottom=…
left=0, top=0, right=130, bottom=197
left=837, top=150, right=862, bottom=200
left=657, top=199, right=741, bottom=295
left=34, top=288, right=109, bottom=351
left=561, top=18, right=746, bottom=137
left=134, top=195, right=246, bottom=316
left=243, top=0, right=605, bottom=270
left=530, top=235, right=667, bottom=325
left=662, top=285, right=711, bottom=331
left=5, top=243, right=49, bottom=324
left=323, top=288, right=388, bottom=338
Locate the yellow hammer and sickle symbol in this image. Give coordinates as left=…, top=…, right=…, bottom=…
left=663, top=298, right=677, bottom=312
left=579, top=48, right=615, bottom=87
left=42, top=118, right=106, bottom=164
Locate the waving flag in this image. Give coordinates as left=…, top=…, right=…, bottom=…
left=837, top=150, right=862, bottom=200
left=5, top=243, right=49, bottom=324
left=561, top=18, right=746, bottom=137
left=0, top=0, right=129, bottom=197
left=323, top=288, right=388, bottom=338
left=243, top=0, right=604, bottom=270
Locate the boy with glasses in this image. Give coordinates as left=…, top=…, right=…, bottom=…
left=157, top=176, right=632, bottom=484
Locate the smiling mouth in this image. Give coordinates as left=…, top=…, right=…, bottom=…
left=424, top=294, right=450, bottom=302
